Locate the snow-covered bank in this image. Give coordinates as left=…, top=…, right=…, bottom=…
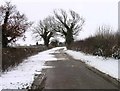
left=65, top=50, right=119, bottom=80
left=0, top=47, right=65, bottom=90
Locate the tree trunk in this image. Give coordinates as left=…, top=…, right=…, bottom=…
left=66, top=29, right=74, bottom=48
left=43, top=38, right=49, bottom=48
left=2, top=24, right=8, bottom=48
left=2, top=11, right=10, bottom=48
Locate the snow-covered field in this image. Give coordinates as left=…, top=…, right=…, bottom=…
left=0, top=47, right=65, bottom=90
left=65, top=50, right=119, bottom=80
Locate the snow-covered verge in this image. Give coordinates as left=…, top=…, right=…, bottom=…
left=0, top=47, right=66, bottom=90
left=65, top=50, right=119, bottom=80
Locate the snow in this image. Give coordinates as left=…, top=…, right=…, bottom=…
left=0, top=47, right=66, bottom=90
left=1, top=46, right=118, bottom=90
left=65, top=50, right=119, bottom=80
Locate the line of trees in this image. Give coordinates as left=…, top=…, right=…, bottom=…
left=1, top=2, right=119, bottom=59
left=33, top=9, right=85, bottom=48
left=0, top=2, right=85, bottom=48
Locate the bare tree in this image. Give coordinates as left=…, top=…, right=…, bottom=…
left=54, top=9, right=85, bottom=47
left=33, top=16, right=56, bottom=48
left=0, top=2, right=31, bottom=48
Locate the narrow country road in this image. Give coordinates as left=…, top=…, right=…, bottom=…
left=42, top=48, right=119, bottom=90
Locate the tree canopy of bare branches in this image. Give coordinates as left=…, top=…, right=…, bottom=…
left=33, top=16, right=56, bottom=47
left=0, top=2, right=32, bottom=47
left=54, top=9, right=85, bottom=47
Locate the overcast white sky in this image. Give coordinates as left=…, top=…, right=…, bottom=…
left=0, top=0, right=119, bottom=45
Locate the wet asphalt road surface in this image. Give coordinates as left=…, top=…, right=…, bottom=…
left=43, top=49, right=119, bottom=89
